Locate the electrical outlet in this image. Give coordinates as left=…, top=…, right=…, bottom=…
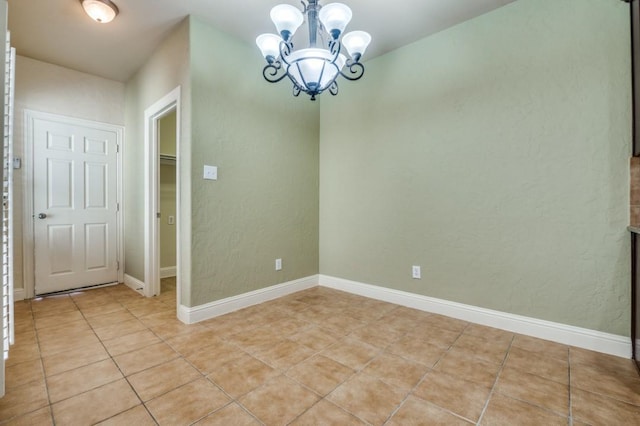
left=275, top=258, right=282, bottom=271
left=412, top=265, right=421, bottom=279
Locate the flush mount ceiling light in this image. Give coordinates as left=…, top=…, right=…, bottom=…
left=80, top=0, right=119, bottom=24
left=256, top=0, right=371, bottom=101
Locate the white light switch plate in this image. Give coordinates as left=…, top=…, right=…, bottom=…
left=203, top=165, right=218, bottom=180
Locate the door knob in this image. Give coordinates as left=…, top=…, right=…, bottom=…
left=38, top=213, right=47, bottom=219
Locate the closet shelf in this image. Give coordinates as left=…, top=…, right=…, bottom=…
left=160, top=154, right=176, bottom=165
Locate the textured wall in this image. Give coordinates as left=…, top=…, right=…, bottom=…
left=319, top=0, right=631, bottom=335
left=188, top=17, right=319, bottom=307
left=124, top=19, right=190, bottom=286
left=13, top=56, right=125, bottom=292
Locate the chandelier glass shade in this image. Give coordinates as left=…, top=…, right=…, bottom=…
left=256, top=1, right=371, bottom=100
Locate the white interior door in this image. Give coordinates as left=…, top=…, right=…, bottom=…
left=32, top=116, right=119, bottom=295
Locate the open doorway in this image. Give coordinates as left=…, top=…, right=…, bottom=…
left=159, top=110, right=177, bottom=296
left=144, top=87, right=181, bottom=307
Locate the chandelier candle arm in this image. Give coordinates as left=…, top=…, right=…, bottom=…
left=256, top=0, right=371, bottom=100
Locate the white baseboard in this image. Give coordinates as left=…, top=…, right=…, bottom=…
left=14, top=288, right=25, bottom=301
left=160, top=267, right=176, bottom=279
left=170, top=272, right=631, bottom=358
left=319, top=275, right=632, bottom=359
left=177, top=275, right=319, bottom=324
left=123, top=274, right=145, bottom=295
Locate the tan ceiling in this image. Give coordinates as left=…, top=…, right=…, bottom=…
left=7, top=0, right=516, bottom=82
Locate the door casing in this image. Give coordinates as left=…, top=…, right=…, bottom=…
left=144, top=87, right=181, bottom=305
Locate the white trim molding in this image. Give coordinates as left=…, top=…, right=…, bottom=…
left=144, top=87, right=181, bottom=300
left=160, top=267, right=177, bottom=279
left=319, top=275, right=631, bottom=359
left=171, top=272, right=631, bottom=358
left=13, top=288, right=24, bottom=302
left=177, top=275, right=318, bottom=324
left=123, top=274, right=145, bottom=295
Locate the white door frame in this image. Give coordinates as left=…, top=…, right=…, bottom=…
left=144, top=87, right=181, bottom=302
left=23, top=110, right=124, bottom=299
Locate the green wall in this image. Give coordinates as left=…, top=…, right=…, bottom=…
left=124, top=19, right=190, bottom=283
left=188, top=17, right=320, bottom=306
left=319, top=0, right=631, bottom=335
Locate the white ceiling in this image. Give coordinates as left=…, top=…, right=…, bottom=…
left=8, top=0, right=516, bottom=83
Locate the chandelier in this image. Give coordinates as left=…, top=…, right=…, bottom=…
left=256, top=0, right=371, bottom=101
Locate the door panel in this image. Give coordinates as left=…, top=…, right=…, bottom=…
left=33, top=117, right=118, bottom=294
left=48, top=159, right=73, bottom=208
left=47, top=132, right=73, bottom=151
left=85, top=163, right=107, bottom=208
left=48, top=225, right=74, bottom=274
left=85, top=223, right=108, bottom=270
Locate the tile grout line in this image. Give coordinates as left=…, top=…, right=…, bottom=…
left=33, top=296, right=63, bottom=426
left=283, top=345, right=373, bottom=425
left=35, top=294, right=117, bottom=423
left=474, top=334, right=515, bottom=425
left=112, top=285, right=183, bottom=415
left=384, top=321, right=477, bottom=425
left=202, top=298, right=328, bottom=425
left=568, top=347, right=573, bottom=426
left=301, top=304, right=398, bottom=425
left=111, top=302, right=235, bottom=424
left=163, top=337, right=259, bottom=425
left=218, top=299, right=393, bottom=425
left=105, top=291, right=190, bottom=425
left=6, top=298, right=55, bottom=425
left=66, top=288, right=187, bottom=424
left=162, top=298, right=330, bottom=424
left=389, top=320, right=470, bottom=424
left=304, top=305, right=409, bottom=425
left=27, top=292, right=453, bottom=425
left=286, top=307, right=474, bottom=425
left=11, top=285, right=639, bottom=425
left=214, top=302, right=351, bottom=425
left=70, top=291, right=158, bottom=425
left=338, top=313, right=471, bottom=425
left=380, top=343, right=449, bottom=425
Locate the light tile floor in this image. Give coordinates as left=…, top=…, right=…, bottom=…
left=2, top=279, right=640, bottom=425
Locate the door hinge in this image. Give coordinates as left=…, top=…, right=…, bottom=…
left=116, top=203, right=120, bottom=212
left=116, top=144, right=120, bottom=153
left=116, top=261, right=120, bottom=270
